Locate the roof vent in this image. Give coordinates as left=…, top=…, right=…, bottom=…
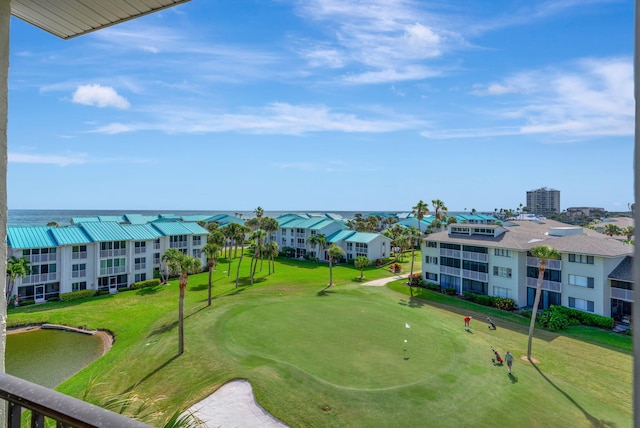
left=547, top=227, right=583, bottom=237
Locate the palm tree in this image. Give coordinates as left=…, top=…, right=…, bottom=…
left=266, top=241, right=279, bottom=275
left=6, top=256, right=31, bottom=302
left=354, top=255, right=370, bottom=279
left=405, top=226, right=421, bottom=293
left=249, top=229, right=266, bottom=285
left=261, top=217, right=280, bottom=272
left=234, top=225, right=251, bottom=288
left=621, top=225, right=634, bottom=242
left=431, top=199, right=448, bottom=230
left=163, top=250, right=201, bottom=356
left=527, top=245, right=561, bottom=361
left=161, top=248, right=182, bottom=284
left=410, top=200, right=429, bottom=280
left=201, top=243, right=220, bottom=306
left=604, top=223, right=622, bottom=237
left=307, top=233, right=327, bottom=260
left=327, top=244, right=345, bottom=287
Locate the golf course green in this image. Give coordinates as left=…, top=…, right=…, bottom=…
left=6, top=255, right=632, bottom=427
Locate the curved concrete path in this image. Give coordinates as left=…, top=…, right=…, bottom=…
left=361, top=272, right=420, bottom=286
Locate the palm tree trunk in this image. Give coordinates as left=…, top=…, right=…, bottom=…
left=207, top=265, right=212, bottom=306
left=329, top=260, right=333, bottom=286
left=178, top=284, right=185, bottom=356
left=527, top=266, right=546, bottom=360
left=235, top=245, right=245, bottom=288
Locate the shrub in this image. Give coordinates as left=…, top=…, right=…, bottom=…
left=130, top=279, right=161, bottom=290
left=408, top=273, right=422, bottom=286
left=444, top=287, right=457, bottom=295
left=425, top=282, right=440, bottom=291
left=20, top=300, right=35, bottom=306
left=390, top=263, right=402, bottom=273
left=538, top=308, right=569, bottom=331
left=552, top=306, right=615, bottom=329
left=95, top=289, right=110, bottom=296
left=493, top=297, right=516, bottom=311
left=519, top=309, right=532, bottom=320
left=60, top=289, right=96, bottom=301
left=463, top=292, right=493, bottom=306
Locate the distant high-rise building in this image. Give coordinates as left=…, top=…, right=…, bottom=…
left=526, top=187, right=560, bottom=217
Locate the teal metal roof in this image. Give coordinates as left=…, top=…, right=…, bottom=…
left=326, top=230, right=356, bottom=243
left=181, top=215, right=210, bottom=223
left=343, top=232, right=384, bottom=243
left=97, top=215, right=126, bottom=222
left=152, top=221, right=207, bottom=236
left=80, top=222, right=132, bottom=242
left=398, top=218, right=433, bottom=229
left=8, top=226, right=57, bottom=249
left=49, top=226, right=92, bottom=245
left=122, top=214, right=150, bottom=224
left=72, top=216, right=100, bottom=224
left=121, top=224, right=162, bottom=240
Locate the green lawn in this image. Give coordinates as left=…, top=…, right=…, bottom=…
left=7, top=253, right=632, bottom=427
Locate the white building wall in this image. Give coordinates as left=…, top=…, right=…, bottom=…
left=487, top=247, right=519, bottom=300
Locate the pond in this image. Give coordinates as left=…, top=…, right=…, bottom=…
left=6, top=328, right=105, bottom=389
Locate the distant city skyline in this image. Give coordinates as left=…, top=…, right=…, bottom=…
left=7, top=1, right=633, bottom=212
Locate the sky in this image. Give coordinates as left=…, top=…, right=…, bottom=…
left=6, top=0, right=634, bottom=213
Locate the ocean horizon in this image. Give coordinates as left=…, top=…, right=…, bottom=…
left=7, top=209, right=408, bottom=227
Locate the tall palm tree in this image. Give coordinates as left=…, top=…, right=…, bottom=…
left=201, top=243, right=220, bottom=306
left=527, top=245, right=561, bottom=361
left=266, top=241, right=279, bottom=275
left=410, top=200, right=429, bottom=280
left=163, top=250, right=201, bottom=356
left=234, top=225, right=251, bottom=288
left=161, top=248, right=182, bottom=284
left=327, top=244, right=346, bottom=287
left=307, top=233, right=327, bottom=260
left=261, top=217, right=280, bottom=272
left=431, top=199, right=448, bottom=232
left=250, top=229, right=266, bottom=285
left=6, top=256, right=31, bottom=302
left=604, top=223, right=622, bottom=237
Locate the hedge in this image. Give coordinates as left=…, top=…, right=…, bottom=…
left=60, top=289, right=96, bottom=301
left=130, top=278, right=162, bottom=290
left=550, top=305, right=615, bottom=329
left=462, top=292, right=516, bottom=311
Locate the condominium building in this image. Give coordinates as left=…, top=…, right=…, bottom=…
left=420, top=219, right=633, bottom=320
left=526, top=187, right=561, bottom=217
left=7, top=219, right=208, bottom=304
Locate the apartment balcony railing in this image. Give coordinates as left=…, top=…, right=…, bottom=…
left=526, top=277, right=562, bottom=293
left=526, top=257, right=562, bottom=270
left=71, top=270, right=86, bottom=278
left=21, top=273, right=58, bottom=284
left=71, top=252, right=87, bottom=260
left=154, top=242, right=160, bottom=250
left=25, top=254, right=56, bottom=264
left=440, top=265, right=461, bottom=277
left=134, top=247, right=146, bottom=254
left=439, top=248, right=461, bottom=258
left=0, top=372, right=151, bottom=428
left=169, top=242, right=188, bottom=249
left=99, top=266, right=126, bottom=276
left=462, top=251, right=488, bottom=263
left=99, top=249, right=126, bottom=258
left=462, top=269, right=488, bottom=283
left=611, top=287, right=634, bottom=302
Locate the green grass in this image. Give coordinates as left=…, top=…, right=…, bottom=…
left=7, top=253, right=632, bottom=427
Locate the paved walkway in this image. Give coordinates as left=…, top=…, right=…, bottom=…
left=361, top=272, right=420, bottom=286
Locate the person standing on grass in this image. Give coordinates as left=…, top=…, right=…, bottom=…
left=464, top=315, right=471, bottom=330
left=505, top=351, right=513, bottom=374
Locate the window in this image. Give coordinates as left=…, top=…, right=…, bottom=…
left=72, top=281, right=87, bottom=292
left=425, top=272, right=438, bottom=281
left=425, top=256, right=438, bottom=265
left=440, top=257, right=461, bottom=268
left=192, top=249, right=202, bottom=258
left=463, top=260, right=488, bottom=273
left=427, top=241, right=437, bottom=248
left=135, top=241, right=147, bottom=253
left=193, top=236, right=202, bottom=246
left=135, top=257, right=146, bottom=270
left=568, top=254, right=594, bottom=264
left=72, top=263, right=86, bottom=278
left=569, top=297, right=595, bottom=312
left=72, top=245, right=87, bottom=259
left=493, top=286, right=510, bottom=298
left=347, top=243, right=353, bottom=250
left=494, top=248, right=511, bottom=257
left=154, top=253, right=160, bottom=264
left=493, top=266, right=512, bottom=278
left=297, top=238, right=305, bottom=245
left=135, top=273, right=147, bottom=282
left=568, top=274, right=594, bottom=288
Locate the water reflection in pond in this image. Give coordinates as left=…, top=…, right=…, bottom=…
left=7, top=329, right=104, bottom=389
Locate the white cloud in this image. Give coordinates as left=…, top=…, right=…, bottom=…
left=9, top=152, right=88, bottom=167
left=89, top=102, right=425, bottom=135
left=72, top=84, right=130, bottom=109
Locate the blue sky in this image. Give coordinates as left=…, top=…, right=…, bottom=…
left=7, top=0, right=633, bottom=213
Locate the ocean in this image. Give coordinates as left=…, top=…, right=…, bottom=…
left=7, top=209, right=402, bottom=227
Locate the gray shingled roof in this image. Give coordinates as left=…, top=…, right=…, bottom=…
left=425, top=219, right=633, bottom=257
left=608, top=256, right=633, bottom=281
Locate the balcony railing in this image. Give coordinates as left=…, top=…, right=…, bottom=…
left=25, top=253, right=56, bottom=263
left=21, top=273, right=58, bottom=284
left=611, top=287, right=634, bottom=302
left=462, top=251, right=488, bottom=263
left=440, top=265, right=461, bottom=276
left=440, top=248, right=461, bottom=258
left=0, top=372, right=151, bottom=428
left=526, top=277, right=562, bottom=293
left=462, top=269, right=488, bottom=283
left=527, top=257, right=562, bottom=270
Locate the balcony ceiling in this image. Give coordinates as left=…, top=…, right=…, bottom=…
left=11, top=0, right=190, bottom=39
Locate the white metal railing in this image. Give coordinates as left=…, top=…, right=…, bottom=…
left=440, top=248, right=461, bottom=258
left=26, top=253, right=56, bottom=263
left=527, top=257, right=562, bottom=270
left=100, top=249, right=126, bottom=258
left=462, top=269, right=488, bottom=283
left=526, top=277, right=562, bottom=292
left=72, top=251, right=87, bottom=259
left=134, top=247, right=146, bottom=254
left=611, top=288, right=634, bottom=302
left=22, top=272, right=58, bottom=284
left=72, top=270, right=86, bottom=278
left=135, top=263, right=146, bottom=271
left=154, top=242, right=160, bottom=249
left=100, top=266, right=126, bottom=276
left=440, top=266, right=461, bottom=276
left=170, top=242, right=188, bottom=249
left=462, top=251, right=488, bottom=262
